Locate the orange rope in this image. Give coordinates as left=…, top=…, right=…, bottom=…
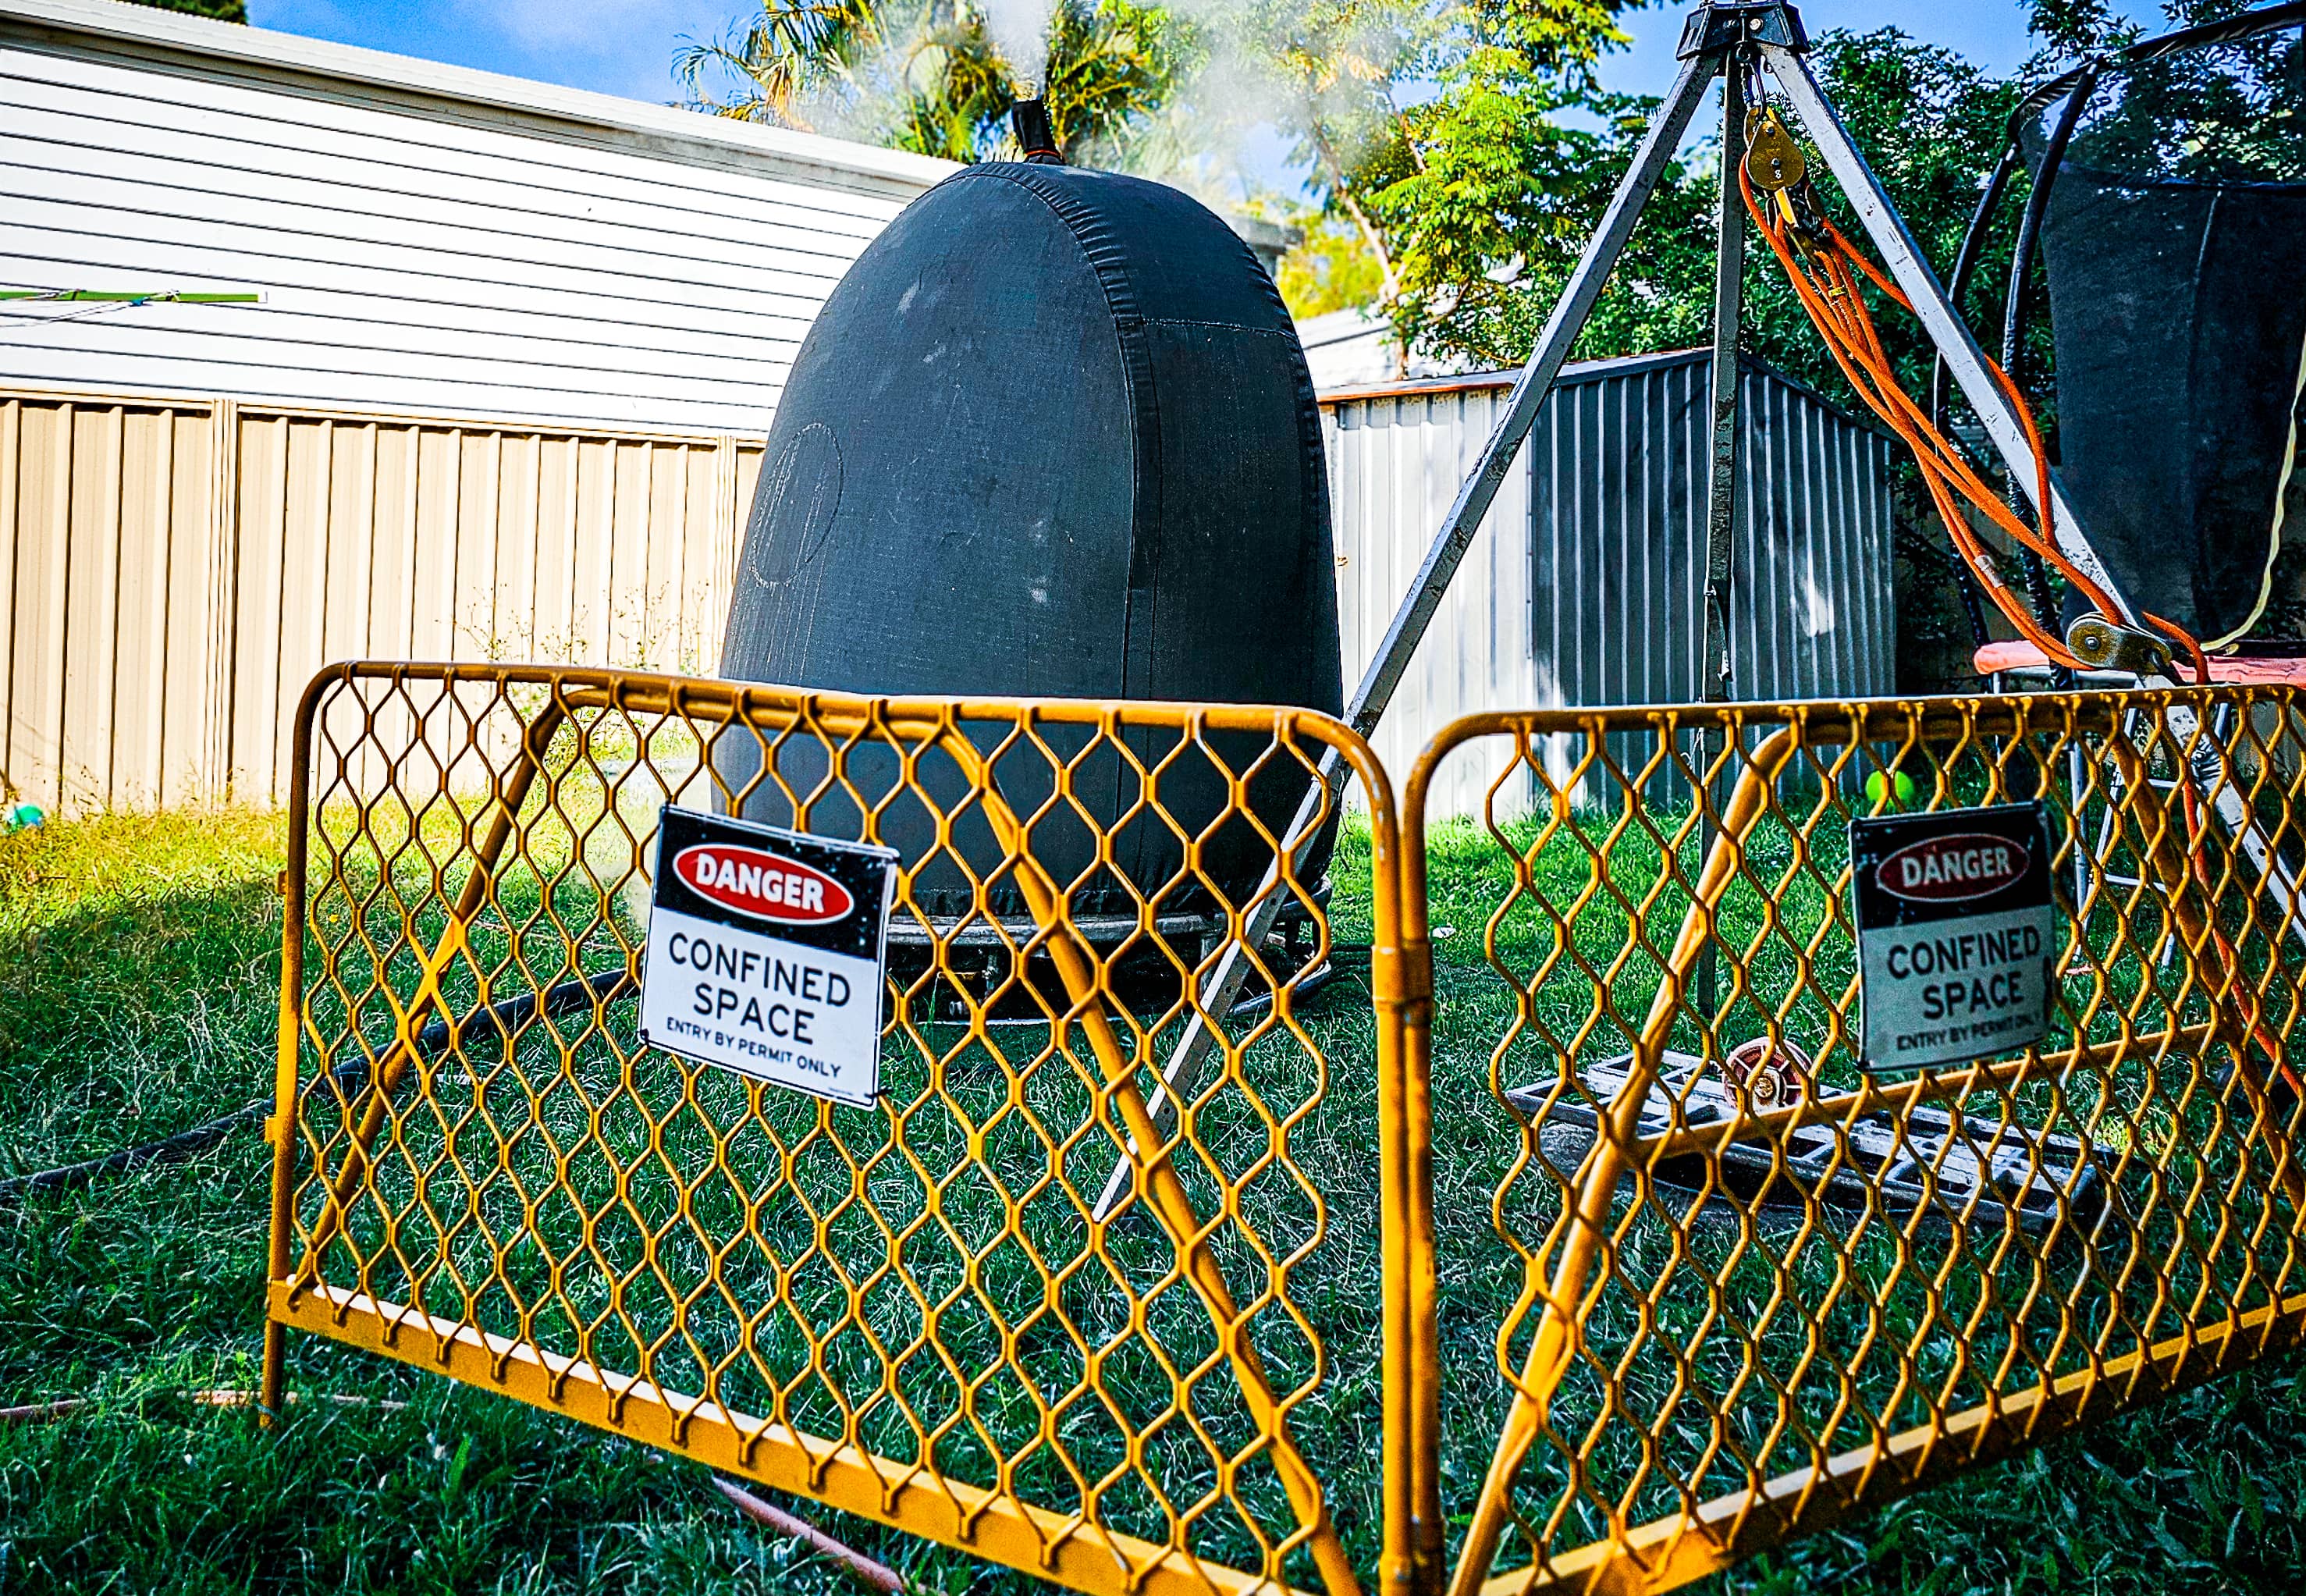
left=2145, top=610, right=2215, bottom=683
left=1739, top=163, right=2212, bottom=682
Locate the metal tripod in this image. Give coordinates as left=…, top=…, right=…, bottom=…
left=1091, top=0, right=2305, bottom=1221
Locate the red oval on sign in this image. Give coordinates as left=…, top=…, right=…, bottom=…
left=1876, top=833, right=2030, bottom=904
left=672, top=844, right=854, bottom=925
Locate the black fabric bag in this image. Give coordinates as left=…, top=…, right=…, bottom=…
left=719, top=162, right=1343, bottom=920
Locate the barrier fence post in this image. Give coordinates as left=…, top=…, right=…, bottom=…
left=261, top=665, right=332, bottom=1423
left=1361, top=745, right=1441, bottom=1596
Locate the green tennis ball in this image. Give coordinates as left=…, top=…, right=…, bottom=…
left=1864, top=771, right=1917, bottom=806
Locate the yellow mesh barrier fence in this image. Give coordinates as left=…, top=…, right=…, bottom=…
left=261, top=663, right=1431, bottom=1596
left=1405, top=689, right=2306, bottom=1596
left=264, top=667, right=2306, bottom=1596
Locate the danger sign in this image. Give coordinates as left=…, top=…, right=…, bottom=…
left=668, top=842, right=855, bottom=924
left=639, top=807, right=896, bottom=1107
left=1850, top=801, right=2057, bottom=1073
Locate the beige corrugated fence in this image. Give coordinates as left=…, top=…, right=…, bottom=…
left=0, top=386, right=762, bottom=814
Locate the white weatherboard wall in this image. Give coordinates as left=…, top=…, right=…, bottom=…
left=0, top=0, right=959, bottom=812
left=1324, top=350, right=1898, bottom=820
left=0, top=390, right=766, bottom=815
left=0, top=0, right=953, bottom=432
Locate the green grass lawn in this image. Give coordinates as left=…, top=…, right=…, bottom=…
left=2, top=807, right=2302, bottom=1594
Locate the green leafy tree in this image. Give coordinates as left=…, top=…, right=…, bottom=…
left=1368, top=66, right=1711, bottom=367
left=1373, top=22, right=2022, bottom=396
left=1358, top=0, right=1672, bottom=367
left=1228, top=0, right=1450, bottom=304
left=126, top=0, right=246, bottom=20
left=675, top=0, right=888, bottom=130
left=1214, top=1, right=1633, bottom=320
left=1271, top=211, right=1389, bottom=316
left=679, top=0, right=1192, bottom=164
left=2021, top=0, right=2146, bottom=59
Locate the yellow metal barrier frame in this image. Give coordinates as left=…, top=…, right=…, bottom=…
left=261, top=669, right=2306, bottom=1596
left=1405, top=690, right=2306, bottom=1595
left=262, top=662, right=1434, bottom=1596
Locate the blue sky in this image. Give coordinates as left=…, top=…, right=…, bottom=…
left=247, top=2, right=760, bottom=103
left=1611, top=2, right=2066, bottom=95
left=244, top=2, right=2129, bottom=189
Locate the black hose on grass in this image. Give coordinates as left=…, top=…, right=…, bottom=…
left=401, top=966, right=634, bottom=1059
left=0, top=948, right=1483, bottom=1204
left=0, top=1100, right=272, bottom=1204
left=0, top=968, right=634, bottom=1206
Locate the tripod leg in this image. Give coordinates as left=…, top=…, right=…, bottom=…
left=1759, top=43, right=2133, bottom=623
left=1087, top=52, right=1721, bottom=1222
left=1085, top=744, right=1338, bottom=1225
left=1349, top=52, right=1718, bottom=727
left=1700, top=62, right=1747, bottom=713
left=2172, top=704, right=2306, bottom=951
left=1763, top=45, right=2306, bottom=952
left=1697, top=62, right=1747, bottom=1022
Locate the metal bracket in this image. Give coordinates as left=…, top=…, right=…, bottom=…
left=1369, top=940, right=1434, bottom=1008
left=1678, top=1, right=1808, bottom=59
left=2066, top=615, right=2174, bottom=677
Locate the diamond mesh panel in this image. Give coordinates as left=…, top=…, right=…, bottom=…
left=265, top=663, right=1415, bottom=1596
left=1410, top=691, right=2306, bottom=1595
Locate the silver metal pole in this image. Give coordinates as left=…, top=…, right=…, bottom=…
left=1695, top=63, right=1746, bottom=1023
left=1087, top=55, right=1722, bottom=1221
left=1345, top=54, right=1721, bottom=730
left=1701, top=66, right=1747, bottom=709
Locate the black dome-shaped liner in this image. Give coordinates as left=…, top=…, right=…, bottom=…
left=719, top=162, right=1343, bottom=922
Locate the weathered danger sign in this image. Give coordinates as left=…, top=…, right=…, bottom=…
left=639, top=807, right=896, bottom=1107
left=1850, top=800, right=2057, bottom=1073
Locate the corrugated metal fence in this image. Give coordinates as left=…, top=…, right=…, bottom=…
left=12, top=354, right=1894, bottom=819
left=1325, top=350, right=1896, bottom=817
left=0, top=385, right=762, bottom=813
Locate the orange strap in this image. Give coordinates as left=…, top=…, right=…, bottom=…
left=1739, top=165, right=2210, bottom=682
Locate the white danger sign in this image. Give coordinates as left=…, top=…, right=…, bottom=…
left=639, top=807, right=896, bottom=1107
left=1850, top=802, right=2058, bottom=1073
